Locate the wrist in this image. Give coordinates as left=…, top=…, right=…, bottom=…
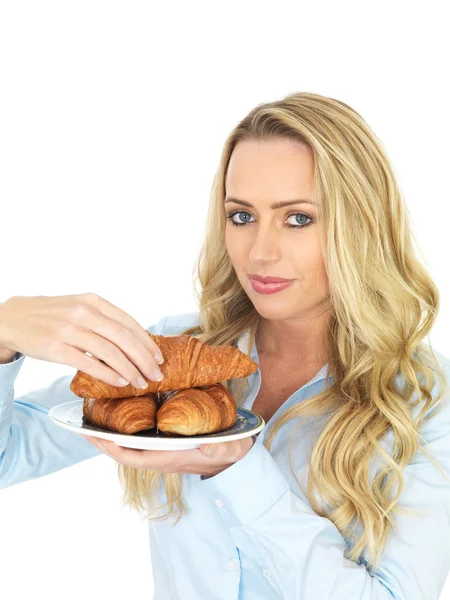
left=0, top=302, right=17, bottom=363
left=0, top=347, right=17, bottom=364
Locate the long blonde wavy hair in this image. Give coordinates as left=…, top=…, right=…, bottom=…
left=117, top=92, right=448, bottom=573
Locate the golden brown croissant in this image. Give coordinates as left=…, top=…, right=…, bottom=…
left=82, top=383, right=236, bottom=436
left=83, top=394, right=158, bottom=434
left=71, top=333, right=258, bottom=399
left=157, top=382, right=237, bottom=435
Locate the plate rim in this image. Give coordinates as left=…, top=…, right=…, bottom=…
left=48, top=399, right=265, bottom=449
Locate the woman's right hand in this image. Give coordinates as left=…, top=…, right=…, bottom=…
left=0, top=293, right=165, bottom=390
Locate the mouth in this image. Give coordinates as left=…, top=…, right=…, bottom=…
left=248, top=276, right=295, bottom=295
left=248, top=274, right=294, bottom=284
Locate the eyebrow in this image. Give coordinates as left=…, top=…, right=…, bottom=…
left=224, top=197, right=316, bottom=209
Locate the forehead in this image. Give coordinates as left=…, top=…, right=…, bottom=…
left=225, top=138, right=314, bottom=199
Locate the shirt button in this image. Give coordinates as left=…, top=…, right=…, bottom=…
left=226, top=559, right=238, bottom=570
left=263, top=570, right=272, bottom=579
left=215, top=499, right=224, bottom=508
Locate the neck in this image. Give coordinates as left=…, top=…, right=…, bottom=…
left=256, top=308, right=332, bottom=366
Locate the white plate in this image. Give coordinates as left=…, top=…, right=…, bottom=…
left=48, top=400, right=265, bottom=450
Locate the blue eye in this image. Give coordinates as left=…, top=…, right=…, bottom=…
left=226, top=211, right=253, bottom=226
left=286, top=214, right=312, bottom=228
left=225, top=211, right=313, bottom=229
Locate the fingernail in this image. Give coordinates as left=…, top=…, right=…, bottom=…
left=137, top=376, right=148, bottom=389
left=154, top=353, right=164, bottom=365
left=118, top=377, right=130, bottom=386
left=203, top=445, right=213, bottom=455
left=152, top=367, right=164, bottom=381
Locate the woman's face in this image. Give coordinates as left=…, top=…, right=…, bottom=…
left=224, top=138, right=330, bottom=324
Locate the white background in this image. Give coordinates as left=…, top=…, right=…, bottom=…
left=1, top=1, right=449, bottom=599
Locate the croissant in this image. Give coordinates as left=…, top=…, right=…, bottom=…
left=82, top=383, right=236, bottom=436
left=83, top=394, right=158, bottom=434
left=157, top=382, right=237, bottom=435
left=70, top=333, right=258, bottom=399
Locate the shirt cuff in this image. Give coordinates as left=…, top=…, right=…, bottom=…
left=200, top=438, right=290, bottom=524
left=0, top=352, right=25, bottom=382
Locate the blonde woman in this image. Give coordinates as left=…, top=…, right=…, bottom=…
left=1, top=92, right=449, bottom=600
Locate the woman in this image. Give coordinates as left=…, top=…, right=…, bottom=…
left=1, top=91, right=449, bottom=600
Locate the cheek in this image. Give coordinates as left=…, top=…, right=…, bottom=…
left=317, top=263, right=329, bottom=291
left=293, top=239, right=328, bottom=286
left=313, top=254, right=329, bottom=292
left=225, top=227, right=243, bottom=262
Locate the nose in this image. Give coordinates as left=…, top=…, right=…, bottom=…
left=249, top=227, right=282, bottom=266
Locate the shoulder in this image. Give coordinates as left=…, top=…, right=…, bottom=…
left=428, top=346, right=450, bottom=372
left=409, top=347, right=450, bottom=446
left=146, top=311, right=201, bottom=336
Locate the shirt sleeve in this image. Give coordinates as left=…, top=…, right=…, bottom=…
left=200, top=367, right=450, bottom=600
left=0, top=316, right=167, bottom=488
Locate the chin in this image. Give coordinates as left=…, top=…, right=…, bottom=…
left=250, top=302, right=291, bottom=320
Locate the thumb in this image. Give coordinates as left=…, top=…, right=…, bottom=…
left=200, top=443, right=216, bottom=456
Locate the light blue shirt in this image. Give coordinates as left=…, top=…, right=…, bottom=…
left=1, top=312, right=450, bottom=599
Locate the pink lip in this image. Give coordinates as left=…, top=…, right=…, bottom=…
left=248, top=274, right=294, bottom=284
left=249, top=277, right=294, bottom=295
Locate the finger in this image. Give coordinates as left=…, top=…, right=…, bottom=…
left=92, top=438, right=117, bottom=458
left=98, top=442, right=168, bottom=469
left=80, top=437, right=121, bottom=461
left=74, top=314, right=163, bottom=386
left=118, top=446, right=198, bottom=472
left=79, top=434, right=99, bottom=445
left=61, top=328, right=156, bottom=389
left=80, top=432, right=180, bottom=469
left=79, top=434, right=108, bottom=450
left=69, top=297, right=163, bottom=386
left=85, top=293, right=165, bottom=363
left=57, top=344, right=142, bottom=389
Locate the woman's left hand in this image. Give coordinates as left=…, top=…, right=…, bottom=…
left=79, top=434, right=256, bottom=477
